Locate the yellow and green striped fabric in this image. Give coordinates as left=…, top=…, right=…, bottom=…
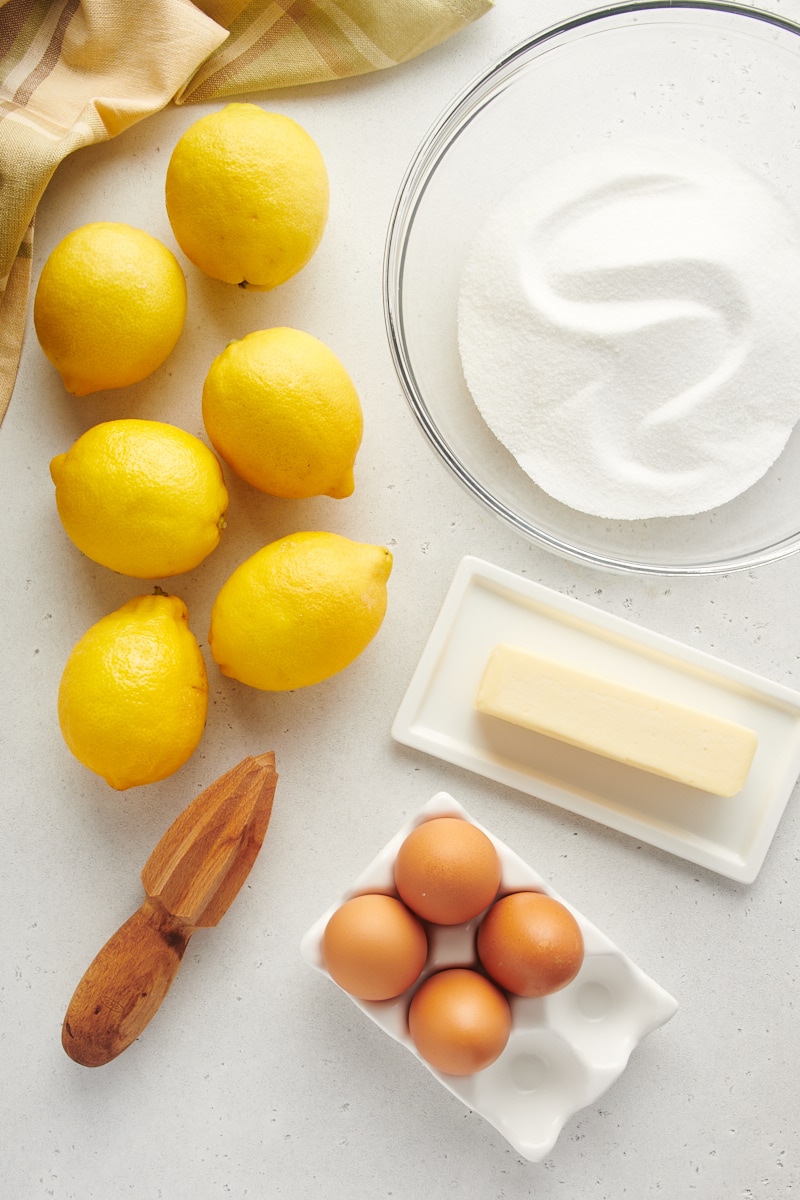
left=0, top=0, right=493, bottom=424
left=179, top=0, right=494, bottom=101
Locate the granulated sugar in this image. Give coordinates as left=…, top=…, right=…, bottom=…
left=457, top=138, right=800, bottom=520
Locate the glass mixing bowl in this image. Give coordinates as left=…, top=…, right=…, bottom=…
left=384, top=1, right=800, bottom=575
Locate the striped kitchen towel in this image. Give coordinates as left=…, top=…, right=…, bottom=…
left=0, top=0, right=493, bottom=426
left=177, top=0, right=494, bottom=101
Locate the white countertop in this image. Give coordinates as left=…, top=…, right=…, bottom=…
left=3, top=2, right=800, bottom=1195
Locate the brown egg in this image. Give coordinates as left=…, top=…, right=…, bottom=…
left=394, top=817, right=501, bottom=925
left=477, top=891, right=584, bottom=998
left=322, top=893, right=427, bottom=1001
left=408, top=967, right=511, bottom=1076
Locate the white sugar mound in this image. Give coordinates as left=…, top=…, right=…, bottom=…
left=457, top=138, right=800, bottom=520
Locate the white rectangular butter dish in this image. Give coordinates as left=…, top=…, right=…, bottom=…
left=392, top=557, right=800, bottom=883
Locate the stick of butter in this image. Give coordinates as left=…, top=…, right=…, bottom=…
left=475, top=644, right=758, bottom=797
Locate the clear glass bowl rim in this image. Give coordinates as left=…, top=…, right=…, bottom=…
left=383, top=0, right=800, bottom=577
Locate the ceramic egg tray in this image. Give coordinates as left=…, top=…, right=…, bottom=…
left=300, top=793, right=678, bottom=1161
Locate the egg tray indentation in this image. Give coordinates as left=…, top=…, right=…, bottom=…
left=300, top=792, right=678, bottom=1161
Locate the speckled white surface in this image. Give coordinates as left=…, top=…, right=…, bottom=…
left=3, top=1, right=800, bottom=1196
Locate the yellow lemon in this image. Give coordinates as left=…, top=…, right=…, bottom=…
left=50, top=419, right=229, bottom=579
left=202, top=327, right=363, bottom=499
left=209, top=531, right=392, bottom=691
left=58, top=594, right=208, bottom=790
left=33, top=222, right=187, bottom=396
left=165, top=104, right=329, bottom=290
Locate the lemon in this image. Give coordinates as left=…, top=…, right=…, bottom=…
left=209, top=531, right=392, bottom=691
left=165, top=104, right=329, bottom=290
left=50, top=419, right=229, bottom=579
left=33, top=222, right=187, bottom=396
left=202, top=327, right=363, bottom=499
left=58, top=594, right=208, bottom=790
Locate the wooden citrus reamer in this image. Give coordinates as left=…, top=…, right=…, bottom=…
left=62, top=752, right=278, bottom=1067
